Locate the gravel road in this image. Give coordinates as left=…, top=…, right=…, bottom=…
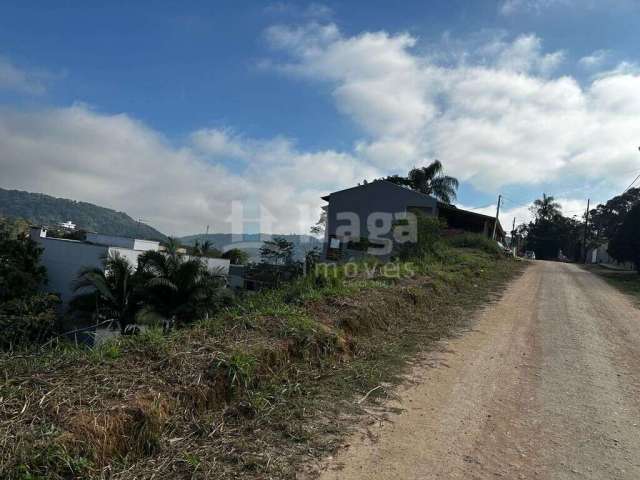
left=318, top=261, right=640, bottom=479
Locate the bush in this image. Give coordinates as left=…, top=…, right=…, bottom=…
left=609, top=202, right=640, bottom=272
left=447, top=233, right=502, bottom=256
left=396, top=214, right=443, bottom=260
left=0, top=293, right=59, bottom=349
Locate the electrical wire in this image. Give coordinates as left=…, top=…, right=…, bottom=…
left=623, top=172, right=640, bottom=193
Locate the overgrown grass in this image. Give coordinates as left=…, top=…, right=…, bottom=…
left=446, top=232, right=503, bottom=256
left=586, top=265, right=640, bottom=305
left=1, top=246, right=523, bottom=479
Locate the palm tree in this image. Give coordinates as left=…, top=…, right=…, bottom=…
left=137, top=250, right=226, bottom=327
left=385, top=160, right=459, bottom=203
left=71, top=253, right=139, bottom=333
left=532, top=194, right=561, bottom=221
left=407, top=160, right=459, bottom=203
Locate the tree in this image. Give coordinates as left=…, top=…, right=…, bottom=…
left=384, top=160, right=459, bottom=203
left=522, top=194, right=583, bottom=261
left=0, top=220, right=47, bottom=302
left=609, top=202, right=640, bottom=272
left=259, top=237, right=295, bottom=265
left=589, top=187, right=640, bottom=243
left=137, top=249, right=226, bottom=326
left=72, top=253, right=140, bottom=333
left=222, top=248, right=249, bottom=265
left=531, top=193, right=561, bottom=221
left=310, top=209, right=327, bottom=236
left=193, top=239, right=222, bottom=258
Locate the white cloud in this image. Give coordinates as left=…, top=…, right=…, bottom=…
left=0, top=55, right=50, bottom=95
left=579, top=49, right=610, bottom=69
left=499, top=0, right=571, bottom=16
left=0, top=105, right=379, bottom=236
left=264, top=22, right=640, bottom=192
left=461, top=196, right=589, bottom=231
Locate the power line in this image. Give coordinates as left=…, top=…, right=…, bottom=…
left=623, top=172, right=640, bottom=193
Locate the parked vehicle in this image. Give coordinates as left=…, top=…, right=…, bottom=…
left=525, top=251, right=536, bottom=260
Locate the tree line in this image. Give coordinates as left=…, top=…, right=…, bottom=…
left=515, top=188, right=640, bottom=270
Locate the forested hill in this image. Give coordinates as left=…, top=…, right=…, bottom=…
left=0, top=188, right=166, bottom=241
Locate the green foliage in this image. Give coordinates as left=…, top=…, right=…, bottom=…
left=215, top=351, right=258, bottom=392
left=0, top=188, right=166, bottom=241
left=0, top=220, right=47, bottom=302
left=396, top=214, right=443, bottom=260
left=222, top=248, right=249, bottom=265
left=259, top=237, right=295, bottom=265
left=71, top=253, right=140, bottom=333
left=532, top=193, right=561, bottom=221
left=447, top=233, right=502, bottom=256
left=0, top=293, right=59, bottom=350
left=589, top=187, right=640, bottom=243
left=383, top=160, right=459, bottom=203
left=609, top=202, right=640, bottom=271
left=192, top=240, right=222, bottom=258
left=12, top=441, right=92, bottom=480
left=137, top=249, right=227, bottom=326
left=519, top=193, right=583, bottom=261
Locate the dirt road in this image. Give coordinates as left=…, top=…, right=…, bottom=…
left=318, top=261, right=640, bottom=479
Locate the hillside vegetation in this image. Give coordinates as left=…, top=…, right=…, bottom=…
left=0, top=188, right=166, bottom=241
left=0, top=235, right=522, bottom=479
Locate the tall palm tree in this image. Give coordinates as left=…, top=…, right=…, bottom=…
left=407, top=160, right=459, bottom=204
left=72, top=253, right=139, bottom=333
left=532, top=194, right=561, bottom=221
left=137, top=250, right=226, bottom=327
left=384, top=160, right=459, bottom=203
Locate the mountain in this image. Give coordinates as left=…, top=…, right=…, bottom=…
left=179, top=233, right=323, bottom=262
left=0, top=188, right=166, bottom=241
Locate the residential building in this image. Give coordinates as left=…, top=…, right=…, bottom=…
left=320, top=180, right=505, bottom=259
left=29, top=227, right=230, bottom=306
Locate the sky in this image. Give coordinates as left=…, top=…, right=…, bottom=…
left=1, top=0, right=640, bottom=235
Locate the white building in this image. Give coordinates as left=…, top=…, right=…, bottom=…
left=58, top=220, right=76, bottom=230
left=30, top=227, right=230, bottom=306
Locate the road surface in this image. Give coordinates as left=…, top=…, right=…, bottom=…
left=318, top=261, right=640, bottom=479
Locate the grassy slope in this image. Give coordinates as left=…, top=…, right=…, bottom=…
left=1, top=247, right=524, bottom=479
left=585, top=265, right=640, bottom=306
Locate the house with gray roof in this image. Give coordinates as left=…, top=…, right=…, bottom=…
left=320, top=180, right=505, bottom=260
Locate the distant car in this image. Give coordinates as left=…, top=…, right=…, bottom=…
left=525, top=251, right=536, bottom=260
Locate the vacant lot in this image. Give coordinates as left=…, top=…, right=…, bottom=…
left=1, top=248, right=521, bottom=479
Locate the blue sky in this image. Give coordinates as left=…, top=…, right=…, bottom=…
left=1, top=0, right=640, bottom=234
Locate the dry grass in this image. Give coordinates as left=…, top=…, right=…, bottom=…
left=0, top=247, right=524, bottom=479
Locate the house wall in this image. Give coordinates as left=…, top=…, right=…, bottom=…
left=133, top=239, right=161, bottom=251
left=325, top=181, right=438, bottom=243
left=86, top=232, right=136, bottom=249
left=199, top=257, right=231, bottom=275
left=36, top=237, right=108, bottom=305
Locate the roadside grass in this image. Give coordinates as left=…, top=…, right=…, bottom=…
left=1, top=246, right=524, bottom=480
left=585, top=265, right=640, bottom=305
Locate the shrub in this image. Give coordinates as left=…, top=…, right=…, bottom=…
left=0, top=293, right=59, bottom=350
left=396, top=214, right=443, bottom=260
left=447, top=233, right=502, bottom=256
left=609, top=202, right=640, bottom=272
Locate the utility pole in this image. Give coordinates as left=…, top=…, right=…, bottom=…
left=512, top=217, right=517, bottom=257
left=492, top=194, right=502, bottom=240
left=582, top=198, right=590, bottom=264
